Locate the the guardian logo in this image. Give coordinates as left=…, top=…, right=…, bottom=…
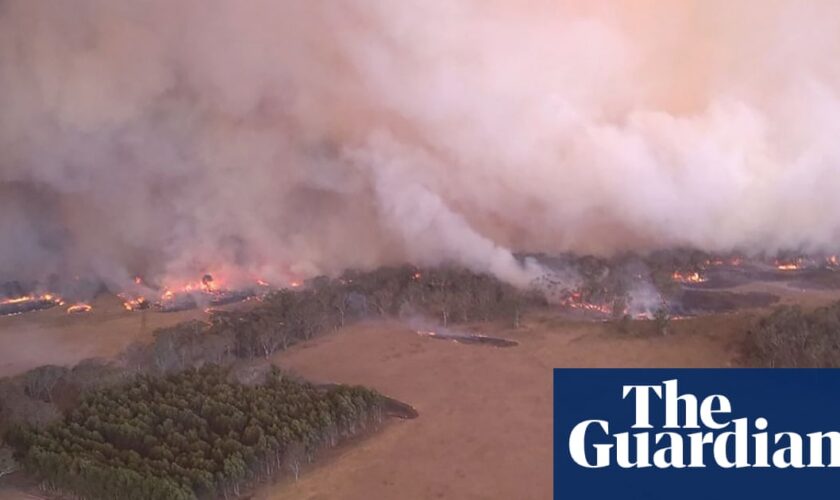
left=569, top=379, right=840, bottom=469
left=554, top=369, right=840, bottom=500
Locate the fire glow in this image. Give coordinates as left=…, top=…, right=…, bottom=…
left=0, top=293, right=64, bottom=316
left=0, top=293, right=61, bottom=306
left=117, top=272, right=265, bottom=313
left=559, top=291, right=613, bottom=316
left=120, top=295, right=149, bottom=311
left=775, top=259, right=804, bottom=271
left=164, top=274, right=219, bottom=296
left=2, top=269, right=318, bottom=318
left=671, top=271, right=707, bottom=284
left=66, top=303, right=92, bottom=314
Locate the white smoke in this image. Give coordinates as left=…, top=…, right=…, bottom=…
left=2, top=0, right=840, bottom=291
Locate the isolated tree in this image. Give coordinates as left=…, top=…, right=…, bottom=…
left=0, top=447, right=17, bottom=479
left=617, top=314, right=633, bottom=335
left=653, top=308, right=671, bottom=336
left=256, top=327, right=284, bottom=359
left=611, top=293, right=628, bottom=320
left=150, top=331, right=180, bottom=373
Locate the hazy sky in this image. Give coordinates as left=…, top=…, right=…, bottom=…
left=2, top=1, right=839, bottom=290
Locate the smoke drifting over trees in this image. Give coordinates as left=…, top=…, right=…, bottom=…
left=2, top=1, right=840, bottom=290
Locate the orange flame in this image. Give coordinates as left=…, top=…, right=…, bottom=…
left=559, top=291, right=613, bottom=315
left=775, top=259, right=803, bottom=271
left=119, top=294, right=149, bottom=311
left=671, top=271, right=707, bottom=283
left=66, top=303, right=92, bottom=314
left=1, top=293, right=64, bottom=307
left=1, top=295, right=35, bottom=305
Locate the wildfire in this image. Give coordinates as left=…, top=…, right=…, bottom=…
left=158, top=274, right=220, bottom=302
left=66, top=303, right=92, bottom=314
left=559, top=291, right=613, bottom=315
left=289, top=281, right=301, bottom=288
left=775, top=259, right=804, bottom=271
left=0, top=293, right=63, bottom=306
left=1, top=295, right=35, bottom=305
left=0, top=293, right=64, bottom=316
left=181, top=274, right=219, bottom=293
left=119, top=294, right=149, bottom=311
left=671, top=271, right=707, bottom=283
left=827, top=256, right=839, bottom=268
left=4, top=271, right=265, bottom=318
left=413, top=272, right=422, bottom=280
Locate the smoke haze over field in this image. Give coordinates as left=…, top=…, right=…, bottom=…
left=2, top=0, right=840, bottom=291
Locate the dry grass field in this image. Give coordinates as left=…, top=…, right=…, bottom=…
left=255, top=313, right=747, bottom=500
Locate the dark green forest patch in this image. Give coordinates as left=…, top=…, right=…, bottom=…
left=6, top=365, right=384, bottom=499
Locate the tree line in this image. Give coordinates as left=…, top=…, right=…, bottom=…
left=123, top=265, right=537, bottom=374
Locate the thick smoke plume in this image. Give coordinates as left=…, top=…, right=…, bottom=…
left=2, top=1, right=840, bottom=292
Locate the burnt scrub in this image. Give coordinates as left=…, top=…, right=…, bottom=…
left=414, top=330, right=518, bottom=348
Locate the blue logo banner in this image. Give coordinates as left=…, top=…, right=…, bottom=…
left=554, top=369, right=840, bottom=499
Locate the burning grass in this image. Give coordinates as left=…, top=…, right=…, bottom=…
left=0, top=294, right=63, bottom=317
left=775, top=259, right=806, bottom=271
left=65, top=303, right=92, bottom=314
left=4, top=250, right=840, bottom=323
left=121, top=273, right=263, bottom=313
left=556, top=291, right=614, bottom=317
left=671, top=271, right=707, bottom=284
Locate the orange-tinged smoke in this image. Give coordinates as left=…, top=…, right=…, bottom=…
left=2, top=1, right=840, bottom=290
